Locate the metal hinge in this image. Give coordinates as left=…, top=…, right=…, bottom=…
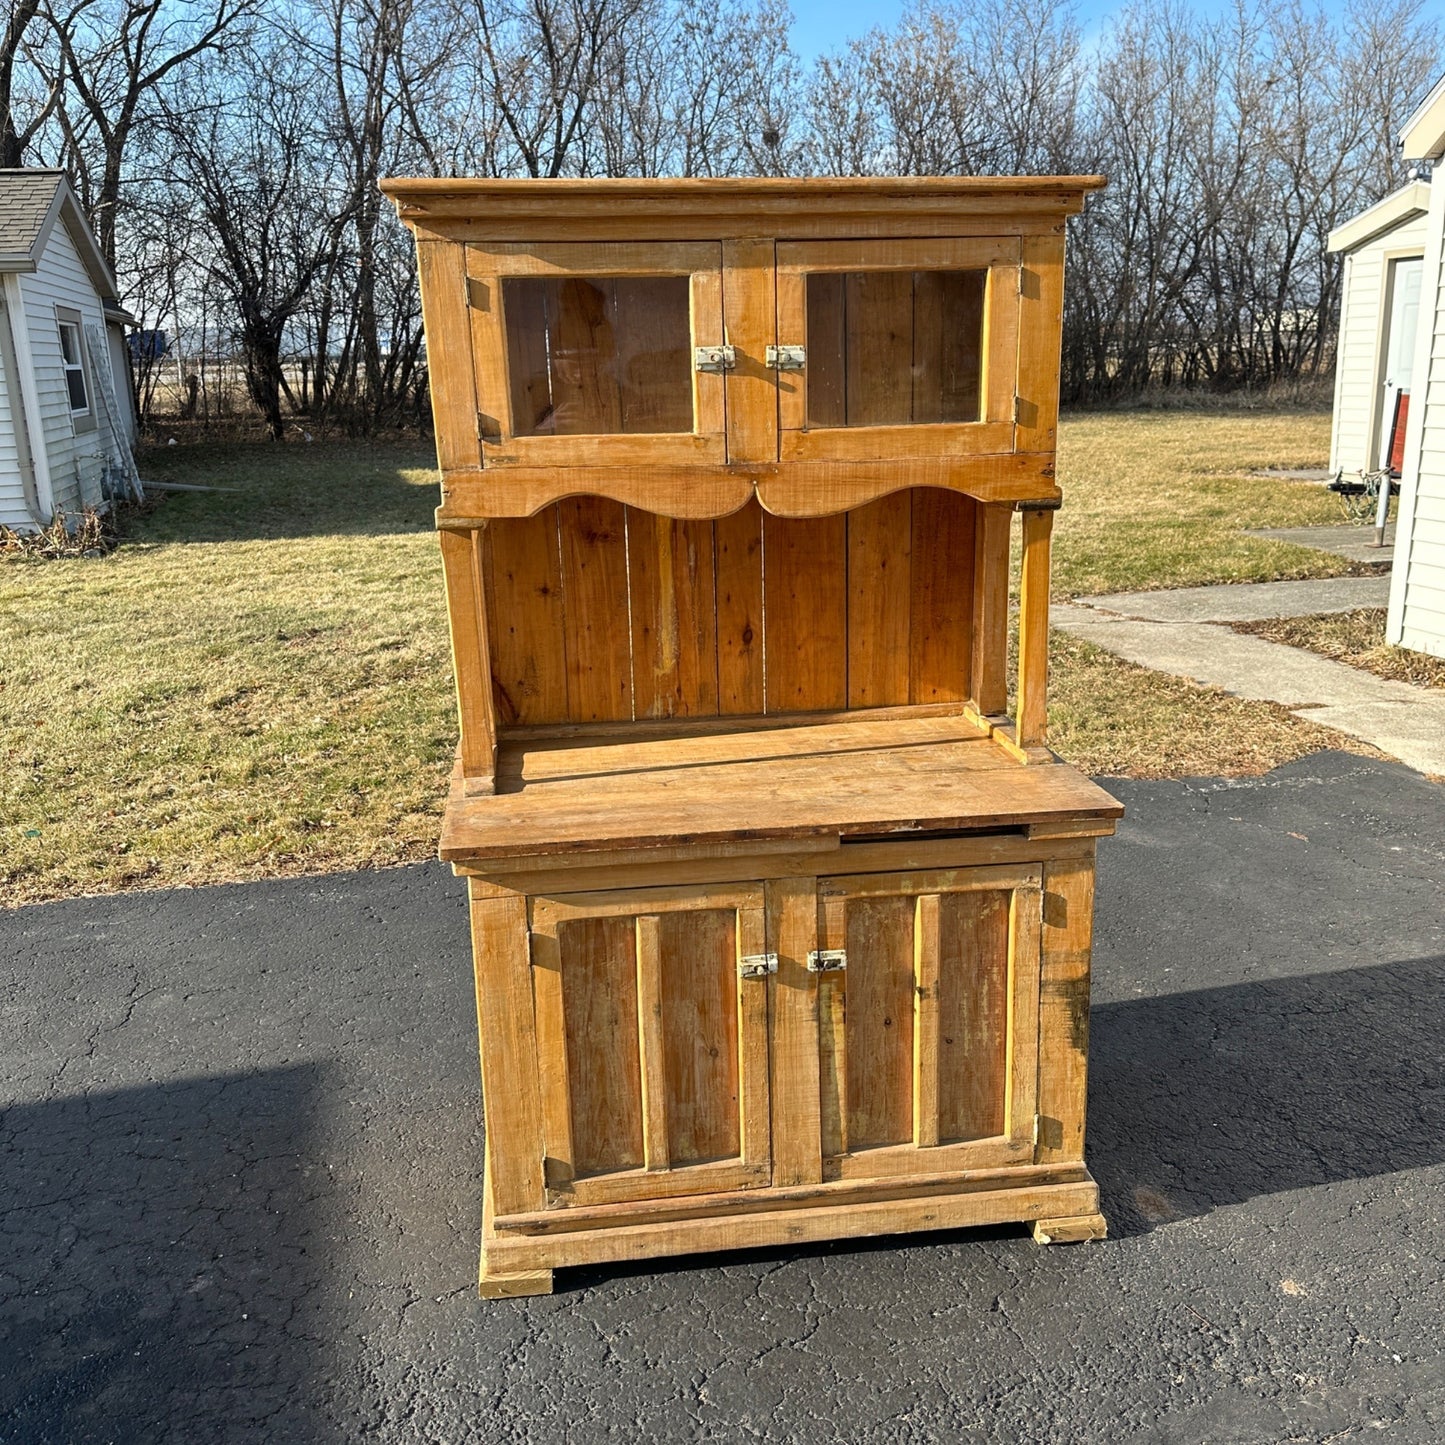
left=1032, top=1113, right=1041, bottom=1145
left=766, top=344, right=806, bottom=371
left=806, top=949, right=847, bottom=973
left=1012, top=394, right=1022, bottom=425
left=739, top=952, right=779, bottom=979
left=694, top=344, right=737, bottom=373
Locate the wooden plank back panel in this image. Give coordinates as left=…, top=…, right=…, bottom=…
left=558, top=915, right=645, bottom=1175
left=847, top=492, right=913, bottom=707
left=937, top=889, right=1010, bottom=1142
left=763, top=511, right=849, bottom=711
left=559, top=496, right=633, bottom=721
left=715, top=503, right=765, bottom=714
left=629, top=512, right=719, bottom=719
left=483, top=509, right=569, bottom=725
left=843, top=894, right=917, bottom=1149
left=480, top=490, right=982, bottom=728
left=910, top=490, right=976, bottom=703
left=658, top=908, right=741, bottom=1164
left=844, top=271, right=913, bottom=425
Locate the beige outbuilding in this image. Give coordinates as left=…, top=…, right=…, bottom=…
left=1388, top=76, right=1445, bottom=659
left=1327, top=180, right=1430, bottom=481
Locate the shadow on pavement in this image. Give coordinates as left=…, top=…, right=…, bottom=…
left=574, top=953, right=1445, bottom=1288
left=1090, top=954, right=1445, bottom=1237
left=0, top=1065, right=340, bottom=1444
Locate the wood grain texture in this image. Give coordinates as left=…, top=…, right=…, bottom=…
left=736, top=904, right=772, bottom=1170
left=843, top=893, right=916, bottom=1150
left=912, top=892, right=942, bottom=1148
left=721, top=238, right=777, bottom=463
left=483, top=509, right=568, bottom=724
left=767, top=876, right=823, bottom=1186
left=439, top=527, right=497, bottom=787
left=817, top=894, right=849, bottom=1159
left=658, top=907, right=740, bottom=1165
left=415, top=238, right=479, bottom=470
left=635, top=914, right=670, bottom=1171
left=971, top=503, right=1012, bottom=715
left=559, top=496, right=632, bottom=722
left=714, top=502, right=765, bottom=714
left=938, top=889, right=1010, bottom=1142
left=628, top=511, right=718, bottom=719
left=847, top=492, right=913, bottom=707
left=559, top=914, right=645, bottom=1175
left=845, top=270, right=913, bottom=426
left=909, top=489, right=975, bottom=703
left=483, top=1177, right=1101, bottom=1272
left=471, top=887, right=545, bottom=1217
left=1017, top=507, right=1053, bottom=746
left=1015, top=233, right=1066, bottom=454
left=1037, top=851, right=1097, bottom=1166
left=763, top=511, right=847, bottom=712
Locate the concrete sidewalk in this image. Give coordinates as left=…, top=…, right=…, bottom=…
left=3, top=753, right=1444, bottom=1442
left=1056, top=577, right=1445, bottom=777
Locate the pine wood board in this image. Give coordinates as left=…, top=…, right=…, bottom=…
left=442, top=720, right=1122, bottom=862
left=481, top=1176, right=1101, bottom=1272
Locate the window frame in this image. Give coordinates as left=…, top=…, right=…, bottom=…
left=55, top=307, right=97, bottom=435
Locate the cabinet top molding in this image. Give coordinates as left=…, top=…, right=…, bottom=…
left=380, top=175, right=1108, bottom=236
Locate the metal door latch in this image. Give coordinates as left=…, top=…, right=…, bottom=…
left=766, top=344, right=806, bottom=370
left=694, top=345, right=737, bottom=373
left=739, top=952, right=779, bottom=979
left=806, top=949, right=847, bottom=973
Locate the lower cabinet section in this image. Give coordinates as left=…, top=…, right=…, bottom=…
left=467, top=843, right=1105, bottom=1296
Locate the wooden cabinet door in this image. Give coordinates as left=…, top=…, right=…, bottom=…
left=774, top=238, right=1021, bottom=463
left=466, top=242, right=728, bottom=469
left=813, top=864, right=1042, bottom=1180
left=528, top=883, right=772, bottom=1207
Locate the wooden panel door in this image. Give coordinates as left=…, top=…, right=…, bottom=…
left=466, top=242, right=727, bottom=468
left=775, top=238, right=1021, bottom=463
left=528, top=883, right=771, bottom=1207
left=814, top=864, right=1042, bottom=1181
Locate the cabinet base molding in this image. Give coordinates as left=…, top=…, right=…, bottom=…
left=1031, top=1212, right=1108, bottom=1245
left=480, top=1170, right=1102, bottom=1280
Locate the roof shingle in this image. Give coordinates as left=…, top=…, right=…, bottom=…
left=0, top=169, right=65, bottom=259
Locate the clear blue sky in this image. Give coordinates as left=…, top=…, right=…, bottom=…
left=786, top=0, right=1355, bottom=60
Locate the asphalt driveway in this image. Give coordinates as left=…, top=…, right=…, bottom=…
left=2, top=751, right=1442, bottom=1443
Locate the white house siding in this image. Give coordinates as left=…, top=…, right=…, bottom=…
left=16, top=220, right=112, bottom=514
left=1388, top=177, right=1445, bottom=659
left=1329, top=211, right=1430, bottom=476
left=0, top=305, right=27, bottom=528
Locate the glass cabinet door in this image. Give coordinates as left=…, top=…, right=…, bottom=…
left=466, top=242, right=727, bottom=468
left=774, top=238, right=1022, bottom=462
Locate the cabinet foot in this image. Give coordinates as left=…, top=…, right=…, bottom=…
left=479, top=1261, right=554, bottom=1299
left=1031, top=1212, right=1107, bottom=1245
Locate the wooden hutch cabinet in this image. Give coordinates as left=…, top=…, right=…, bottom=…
left=380, top=177, right=1122, bottom=1298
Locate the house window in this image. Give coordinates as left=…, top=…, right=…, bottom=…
left=58, top=320, right=89, bottom=414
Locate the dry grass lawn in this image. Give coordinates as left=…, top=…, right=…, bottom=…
left=0, top=410, right=1378, bottom=906
left=1231, top=609, right=1445, bottom=690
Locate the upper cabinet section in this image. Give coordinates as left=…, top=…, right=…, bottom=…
left=382, top=177, right=1105, bottom=520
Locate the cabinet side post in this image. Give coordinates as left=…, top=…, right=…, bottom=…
left=439, top=524, right=498, bottom=794
left=1036, top=849, right=1097, bottom=1167
left=1016, top=504, right=1054, bottom=747
left=970, top=502, right=1012, bottom=716
left=470, top=883, right=547, bottom=1219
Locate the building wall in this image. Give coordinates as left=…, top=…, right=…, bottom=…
left=1329, top=210, right=1430, bottom=476
left=0, top=290, right=27, bottom=528
left=16, top=219, right=113, bottom=515
left=1388, top=179, right=1445, bottom=659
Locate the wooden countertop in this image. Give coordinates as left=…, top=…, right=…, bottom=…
left=440, top=713, right=1123, bottom=862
